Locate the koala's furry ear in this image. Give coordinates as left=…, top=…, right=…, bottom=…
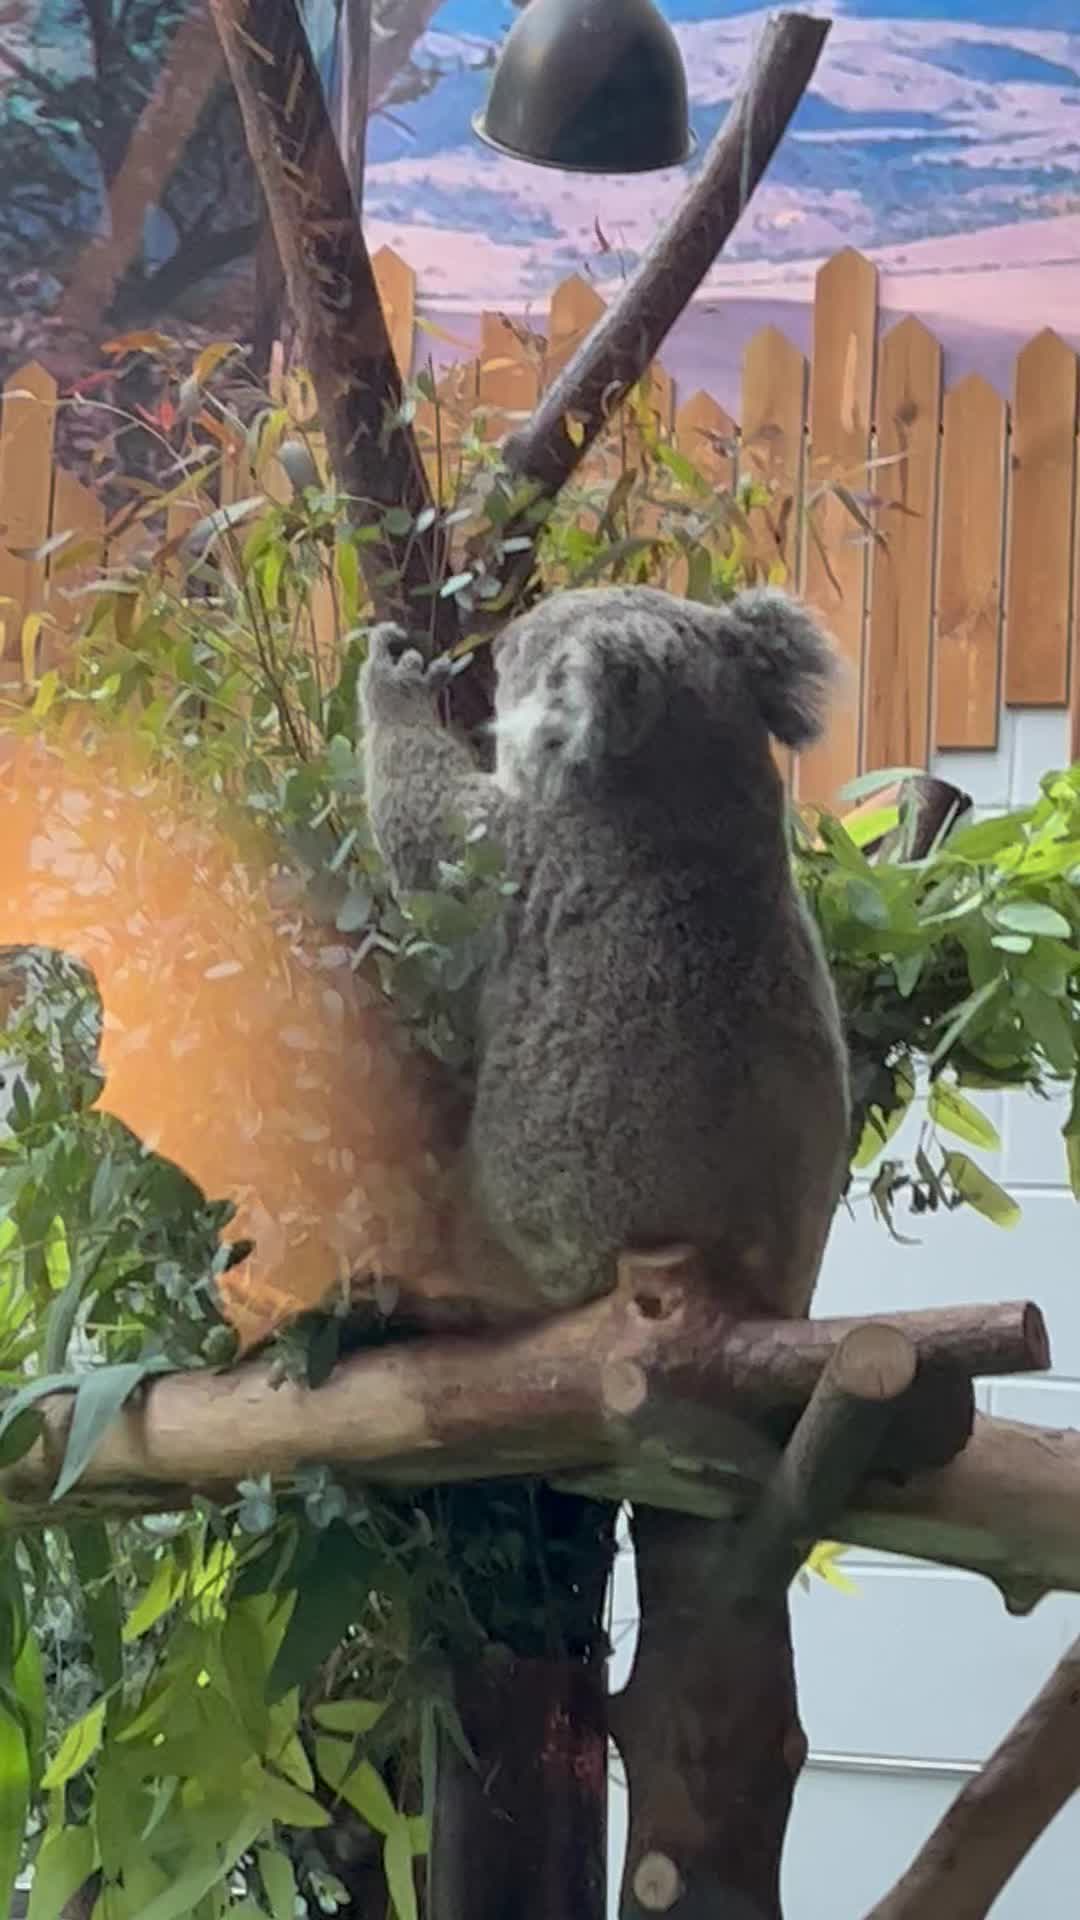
left=723, top=588, right=840, bottom=749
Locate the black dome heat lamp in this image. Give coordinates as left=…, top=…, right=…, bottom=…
left=472, top=0, right=696, bottom=175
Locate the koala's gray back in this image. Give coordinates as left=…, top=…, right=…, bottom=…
left=467, top=797, right=849, bottom=1319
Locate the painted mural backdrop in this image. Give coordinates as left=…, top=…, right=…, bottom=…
left=1, top=0, right=1079, bottom=401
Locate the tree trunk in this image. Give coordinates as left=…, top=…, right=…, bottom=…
left=618, top=1510, right=803, bottom=1920
left=429, top=1487, right=615, bottom=1920
left=614, top=1324, right=925, bottom=1919
left=431, top=1651, right=609, bottom=1920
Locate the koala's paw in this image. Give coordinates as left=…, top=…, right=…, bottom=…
left=359, top=624, right=453, bottom=722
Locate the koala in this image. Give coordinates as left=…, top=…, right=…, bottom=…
left=359, top=585, right=850, bottom=1323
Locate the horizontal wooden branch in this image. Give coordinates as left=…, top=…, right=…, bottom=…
left=0, top=1254, right=1068, bottom=1613
left=6, top=1255, right=1040, bottom=1511
left=864, top=1632, right=1080, bottom=1920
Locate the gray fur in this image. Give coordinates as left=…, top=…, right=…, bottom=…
left=359, top=586, right=850, bottom=1317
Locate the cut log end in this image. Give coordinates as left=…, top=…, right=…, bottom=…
left=632, top=1851, right=684, bottom=1912
left=831, top=1323, right=918, bottom=1403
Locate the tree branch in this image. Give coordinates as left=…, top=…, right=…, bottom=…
left=331, top=0, right=371, bottom=205
left=442, top=8, right=832, bottom=736
left=112, top=219, right=261, bottom=320
left=368, top=0, right=445, bottom=110
left=0, top=1255, right=1060, bottom=1586
left=207, top=0, right=455, bottom=644
left=863, top=1634, right=1080, bottom=1920
left=503, top=12, right=831, bottom=498
left=57, top=1, right=227, bottom=331
left=731, top=1323, right=917, bottom=1601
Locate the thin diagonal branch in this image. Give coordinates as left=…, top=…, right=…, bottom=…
left=864, top=1634, right=1080, bottom=1920
left=504, top=12, right=831, bottom=499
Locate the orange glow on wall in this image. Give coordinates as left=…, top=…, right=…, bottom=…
left=0, top=730, right=459, bottom=1346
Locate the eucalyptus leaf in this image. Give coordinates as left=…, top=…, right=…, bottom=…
left=41, top=1698, right=106, bottom=1789
left=948, top=812, right=1030, bottom=862
left=27, top=1822, right=95, bottom=1920
left=257, top=1769, right=330, bottom=1828
left=385, top=1814, right=420, bottom=1920
left=928, top=1082, right=1001, bottom=1152
left=313, top=1698, right=386, bottom=1736
left=257, top=1846, right=297, bottom=1920
left=1017, top=986, right=1076, bottom=1076
left=268, top=1529, right=374, bottom=1700
left=315, top=1739, right=397, bottom=1835
left=845, top=876, right=891, bottom=930
left=928, top=978, right=1002, bottom=1068
left=53, top=1360, right=171, bottom=1503
left=69, top=1523, right=123, bottom=1692
left=122, top=1553, right=178, bottom=1643
left=943, top=1153, right=1021, bottom=1229
left=0, top=1706, right=29, bottom=1920
left=837, top=767, right=922, bottom=805
left=995, top=901, right=1072, bottom=940
left=136, top=1809, right=266, bottom=1920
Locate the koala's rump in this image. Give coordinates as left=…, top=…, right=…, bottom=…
left=467, top=857, right=848, bottom=1316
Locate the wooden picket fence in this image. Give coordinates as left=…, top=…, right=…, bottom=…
left=2, top=242, right=1079, bottom=804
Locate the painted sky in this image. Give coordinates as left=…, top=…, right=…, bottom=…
left=3, top=0, right=1078, bottom=401
left=349, top=0, right=1080, bottom=395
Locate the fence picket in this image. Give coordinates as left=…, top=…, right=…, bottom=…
left=936, top=375, right=1008, bottom=751
left=43, top=469, right=105, bottom=672
left=1005, top=330, right=1078, bottom=707
left=865, top=316, right=942, bottom=771
left=741, top=325, right=805, bottom=586
left=372, top=245, right=416, bottom=382
left=0, top=361, right=58, bottom=684
left=477, top=310, right=543, bottom=439
left=3, top=250, right=1078, bottom=777
left=797, top=249, right=878, bottom=805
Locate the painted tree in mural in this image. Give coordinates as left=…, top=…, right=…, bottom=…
left=6, top=5, right=1080, bottom=1920
left=0, top=0, right=457, bottom=365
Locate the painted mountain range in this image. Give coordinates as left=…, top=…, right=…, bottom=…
left=2, top=0, right=1078, bottom=403
left=356, top=0, right=1080, bottom=402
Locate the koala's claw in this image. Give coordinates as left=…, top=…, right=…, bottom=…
left=360, top=624, right=454, bottom=723
left=426, top=655, right=455, bottom=693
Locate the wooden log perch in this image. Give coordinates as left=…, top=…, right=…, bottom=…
left=2, top=1254, right=1042, bottom=1517
left=207, top=0, right=455, bottom=646
left=864, top=1633, right=1080, bottom=1920
left=0, top=1249, right=1067, bottom=1606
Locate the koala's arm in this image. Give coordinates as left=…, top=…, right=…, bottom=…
left=359, top=625, right=503, bottom=896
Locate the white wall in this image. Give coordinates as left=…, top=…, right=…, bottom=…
left=608, top=707, right=1080, bottom=1916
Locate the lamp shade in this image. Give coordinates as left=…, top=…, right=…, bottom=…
left=472, top=0, right=695, bottom=175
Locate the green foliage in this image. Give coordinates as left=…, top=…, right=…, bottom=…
left=796, top=768, right=1080, bottom=1234
left=3, top=348, right=1080, bottom=1916
left=0, top=946, right=238, bottom=1387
